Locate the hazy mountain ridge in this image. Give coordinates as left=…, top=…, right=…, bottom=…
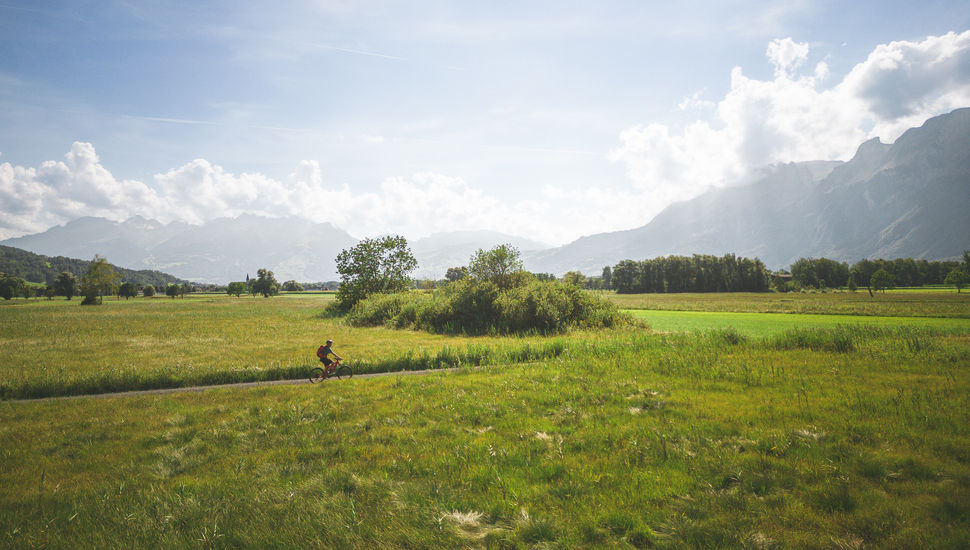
left=2, top=217, right=550, bottom=284
left=0, top=244, right=187, bottom=288
left=2, top=214, right=358, bottom=284
left=4, top=109, right=968, bottom=281
left=524, top=108, right=970, bottom=273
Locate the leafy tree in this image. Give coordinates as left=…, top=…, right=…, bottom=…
left=870, top=268, right=894, bottom=293
left=142, top=284, right=155, bottom=297
left=44, top=286, right=56, bottom=300
left=601, top=266, right=612, bottom=290
left=80, top=255, right=119, bottom=305
left=335, top=235, right=417, bottom=309
left=282, top=280, right=304, bottom=292
left=562, top=271, right=586, bottom=287
left=468, top=244, right=523, bottom=290
left=165, top=283, right=180, bottom=299
left=54, top=271, right=78, bottom=300
left=179, top=282, right=193, bottom=298
left=445, top=266, right=467, bottom=282
left=790, top=258, right=818, bottom=288
left=0, top=273, right=26, bottom=300
left=251, top=269, right=280, bottom=298
left=226, top=281, right=247, bottom=297
left=945, top=268, right=969, bottom=293
left=118, top=282, right=138, bottom=299
left=847, top=272, right=857, bottom=292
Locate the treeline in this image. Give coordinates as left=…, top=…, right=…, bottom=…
left=0, top=245, right=185, bottom=288
left=611, top=254, right=770, bottom=294
left=787, top=256, right=966, bottom=290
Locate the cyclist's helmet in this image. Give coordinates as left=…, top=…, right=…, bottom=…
left=326, top=339, right=333, bottom=345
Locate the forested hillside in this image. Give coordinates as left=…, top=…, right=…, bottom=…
left=0, top=245, right=186, bottom=287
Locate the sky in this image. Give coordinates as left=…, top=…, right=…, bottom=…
left=1, top=1, right=970, bottom=245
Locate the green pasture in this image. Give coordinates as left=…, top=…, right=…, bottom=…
left=604, top=290, right=970, bottom=317
left=2, top=326, right=969, bottom=548
left=626, top=309, right=970, bottom=338
left=2, top=290, right=970, bottom=546
left=0, top=294, right=570, bottom=399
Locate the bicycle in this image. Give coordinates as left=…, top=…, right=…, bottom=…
left=309, top=359, right=353, bottom=383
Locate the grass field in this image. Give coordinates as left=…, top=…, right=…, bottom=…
left=603, top=290, right=970, bottom=318
left=626, top=309, right=970, bottom=337
left=0, top=295, right=568, bottom=399
left=2, top=291, right=969, bottom=547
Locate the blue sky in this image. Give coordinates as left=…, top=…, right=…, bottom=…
left=2, top=1, right=969, bottom=244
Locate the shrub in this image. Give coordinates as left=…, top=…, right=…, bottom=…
left=345, top=278, right=628, bottom=335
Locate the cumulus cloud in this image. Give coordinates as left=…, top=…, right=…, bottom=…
left=611, top=30, right=970, bottom=220
left=766, top=37, right=810, bottom=78
left=0, top=144, right=565, bottom=242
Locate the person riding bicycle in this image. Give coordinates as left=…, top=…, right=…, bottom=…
left=316, top=339, right=342, bottom=374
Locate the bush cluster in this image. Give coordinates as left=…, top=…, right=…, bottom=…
left=346, top=278, right=628, bottom=335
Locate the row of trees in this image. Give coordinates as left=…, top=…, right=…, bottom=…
left=788, top=255, right=968, bottom=291
left=609, top=254, right=771, bottom=294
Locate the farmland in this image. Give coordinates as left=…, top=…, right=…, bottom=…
left=1, top=291, right=969, bottom=548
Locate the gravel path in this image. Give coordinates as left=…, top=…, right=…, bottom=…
left=11, top=367, right=465, bottom=403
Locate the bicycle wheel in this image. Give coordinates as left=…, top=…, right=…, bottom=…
left=335, top=365, right=353, bottom=380
left=309, top=367, right=327, bottom=383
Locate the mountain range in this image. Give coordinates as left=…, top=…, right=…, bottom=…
left=3, top=108, right=969, bottom=283
left=524, top=107, right=970, bottom=273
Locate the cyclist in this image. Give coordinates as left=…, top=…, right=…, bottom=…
left=316, top=339, right=343, bottom=375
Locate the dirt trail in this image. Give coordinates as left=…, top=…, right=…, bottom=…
left=10, top=367, right=464, bottom=403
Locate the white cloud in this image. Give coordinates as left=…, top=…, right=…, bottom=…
left=611, top=30, right=970, bottom=222
left=766, top=37, right=810, bottom=78
left=0, top=145, right=570, bottom=243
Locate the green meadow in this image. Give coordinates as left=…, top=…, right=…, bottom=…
left=625, top=309, right=970, bottom=337
left=604, top=290, right=970, bottom=318
left=1, top=291, right=969, bottom=548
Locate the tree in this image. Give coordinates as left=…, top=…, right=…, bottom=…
left=468, top=244, right=523, bottom=290
left=601, top=266, right=612, bottom=290
left=944, top=268, right=969, bottom=293
left=870, top=268, right=894, bottom=293
left=335, top=235, right=417, bottom=309
left=847, top=272, right=857, bottom=292
left=179, top=282, right=193, bottom=298
left=142, top=284, right=156, bottom=297
left=80, top=255, right=119, bottom=305
left=166, top=283, right=180, bottom=299
left=790, top=258, right=818, bottom=288
left=562, top=271, right=586, bottom=287
left=54, top=271, right=78, bottom=300
left=282, top=280, right=304, bottom=292
left=0, top=273, right=26, bottom=300
left=251, top=269, right=280, bottom=298
left=445, top=266, right=467, bottom=282
left=227, top=281, right=247, bottom=297
left=118, top=282, right=138, bottom=299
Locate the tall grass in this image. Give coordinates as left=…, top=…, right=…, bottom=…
left=2, top=324, right=968, bottom=547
